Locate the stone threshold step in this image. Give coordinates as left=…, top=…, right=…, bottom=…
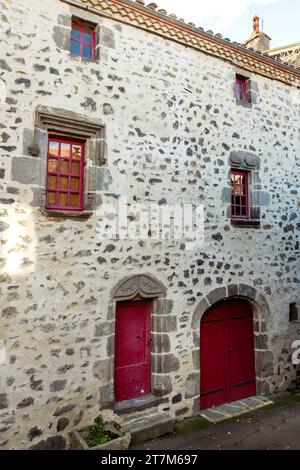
left=200, top=395, right=273, bottom=423
left=124, top=411, right=174, bottom=445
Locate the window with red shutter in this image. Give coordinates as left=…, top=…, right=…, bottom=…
left=231, top=170, right=249, bottom=219
left=46, top=137, right=85, bottom=211
left=71, top=21, right=96, bottom=60
left=235, top=76, right=248, bottom=103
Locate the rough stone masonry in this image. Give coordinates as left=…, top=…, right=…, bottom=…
left=0, top=0, right=299, bottom=450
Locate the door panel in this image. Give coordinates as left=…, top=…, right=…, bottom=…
left=228, top=303, right=256, bottom=402
left=200, top=305, right=228, bottom=410
left=200, top=299, right=256, bottom=410
left=115, top=300, right=152, bottom=402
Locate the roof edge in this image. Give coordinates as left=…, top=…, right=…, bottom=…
left=61, top=0, right=300, bottom=86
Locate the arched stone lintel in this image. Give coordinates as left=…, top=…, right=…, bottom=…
left=111, top=273, right=167, bottom=302
left=192, top=283, right=270, bottom=330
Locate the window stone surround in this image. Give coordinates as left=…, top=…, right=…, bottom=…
left=222, top=150, right=271, bottom=229
left=14, top=106, right=110, bottom=215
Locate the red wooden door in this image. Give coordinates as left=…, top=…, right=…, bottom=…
left=115, top=300, right=152, bottom=402
left=200, top=299, right=256, bottom=410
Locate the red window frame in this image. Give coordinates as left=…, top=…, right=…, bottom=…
left=71, top=21, right=96, bottom=60
left=231, top=170, right=249, bottom=220
left=235, top=76, right=247, bottom=102
left=46, top=137, right=85, bottom=212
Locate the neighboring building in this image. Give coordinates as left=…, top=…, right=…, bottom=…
left=268, top=42, right=300, bottom=69
left=243, top=14, right=300, bottom=69
left=0, top=0, right=299, bottom=449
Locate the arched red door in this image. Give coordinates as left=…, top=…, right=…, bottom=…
left=200, top=299, right=256, bottom=410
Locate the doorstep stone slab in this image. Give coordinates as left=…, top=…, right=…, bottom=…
left=125, top=411, right=174, bottom=445
left=200, top=395, right=273, bottom=423
left=114, top=394, right=164, bottom=415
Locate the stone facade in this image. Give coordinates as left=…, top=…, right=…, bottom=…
left=0, top=0, right=299, bottom=449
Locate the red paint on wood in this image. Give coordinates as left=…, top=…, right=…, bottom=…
left=71, top=22, right=96, bottom=60
left=231, top=170, right=250, bottom=220
left=115, top=300, right=152, bottom=402
left=46, top=137, right=84, bottom=211
left=200, top=299, right=256, bottom=410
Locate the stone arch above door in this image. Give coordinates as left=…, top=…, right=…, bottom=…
left=100, top=274, right=176, bottom=412
left=111, top=274, right=167, bottom=301
left=192, top=284, right=271, bottom=330
left=190, top=284, right=274, bottom=415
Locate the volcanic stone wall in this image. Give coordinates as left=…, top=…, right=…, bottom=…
left=0, top=0, right=299, bottom=449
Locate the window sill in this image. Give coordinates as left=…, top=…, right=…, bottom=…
left=40, top=208, right=93, bottom=219
left=69, top=54, right=99, bottom=64
left=236, top=99, right=252, bottom=109
left=231, top=219, right=260, bottom=229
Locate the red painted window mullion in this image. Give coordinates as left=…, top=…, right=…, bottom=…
left=231, top=170, right=249, bottom=220
left=91, top=30, right=96, bottom=60
left=46, top=137, right=84, bottom=211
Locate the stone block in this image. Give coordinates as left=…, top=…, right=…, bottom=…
left=192, top=298, right=210, bottom=329
left=124, top=412, right=173, bottom=444
left=185, top=373, right=200, bottom=398
left=192, top=349, right=200, bottom=370
left=152, top=374, right=173, bottom=396
left=53, top=25, right=70, bottom=51
left=152, top=333, right=171, bottom=353
left=29, top=435, right=67, bottom=450
left=162, top=354, right=180, bottom=373
left=256, top=351, right=274, bottom=378
left=100, top=26, right=115, bottom=49
left=228, top=284, right=238, bottom=297
left=11, top=157, right=41, bottom=185
left=239, top=284, right=257, bottom=300
left=92, top=358, right=112, bottom=382
left=99, top=384, right=114, bottom=409
left=221, top=187, right=231, bottom=203
left=207, top=287, right=226, bottom=306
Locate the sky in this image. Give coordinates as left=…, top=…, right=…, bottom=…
left=155, top=0, right=300, bottom=48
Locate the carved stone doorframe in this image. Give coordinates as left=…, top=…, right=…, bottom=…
left=99, top=274, right=175, bottom=411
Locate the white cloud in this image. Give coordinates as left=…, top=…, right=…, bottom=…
left=155, top=0, right=282, bottom=33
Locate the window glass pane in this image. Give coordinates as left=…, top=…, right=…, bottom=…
left=49, top=141, right=59, bottom=156
left=71, top=27, right=81, bottom=40
left=47, top=192, right=56, bottom=206
left=70, top=193, right=80, bottom=207
left=70, top=177, right=80, bottom=191
left=48, top=175, right=57, bottom=190
left=72, top=145, right=82, bottom=159
left=82, top=44, right=92, bottom=59
left=59, top=176, right=69, bottom=190
left=60, top=160, right=69, bottom=174
left=71, top=161, right=80, bottom=175
left=61, top=143, right=71, bottom=158
left=83, top=30, right=92, bottom=43
left=59, top=193, right=68, bottom=207
left=71, top=40, right=81, bottom=56
left=48, top=158, right=58, bottom=173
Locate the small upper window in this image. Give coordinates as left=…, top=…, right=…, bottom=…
left=231, top=170, right=249, bottom=219
left=71, top=21, right=96, bottom=60
left=46, top=137, right=85, bottom=212
left=235, top=75, right=248, bottom=103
